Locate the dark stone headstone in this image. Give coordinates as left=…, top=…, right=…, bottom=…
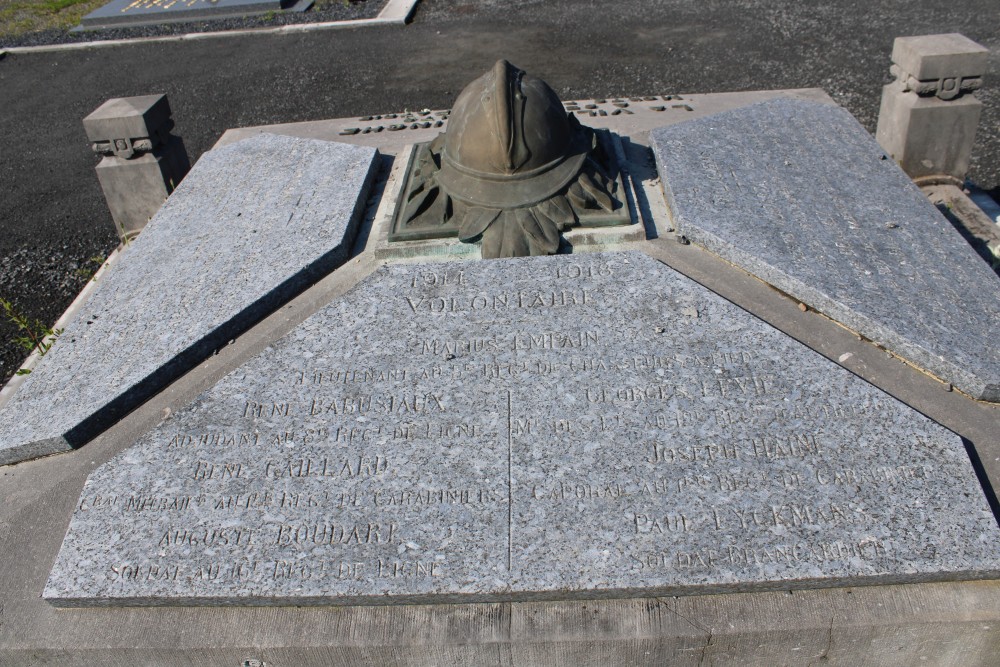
left=78, top=0, right=311, bottom=30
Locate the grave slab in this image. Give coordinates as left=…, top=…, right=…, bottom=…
left=44, top=252, right=1000, bottom=606
left=0, top=133, right=378, bottom=466
left=650, top=98, right=1000, bottom=402
left=79, top=0, right=311, bottom=30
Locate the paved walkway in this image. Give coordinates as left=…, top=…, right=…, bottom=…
left=0, top=0, right=997, bottom=380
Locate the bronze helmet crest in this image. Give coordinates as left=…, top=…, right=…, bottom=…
left=437, top=59, right=592, bottom=210
left=392, top=60, right=626, bottom=258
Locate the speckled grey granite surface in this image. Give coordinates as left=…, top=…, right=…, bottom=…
left=44, top=252, right=1000, bottom=606
left=0, top=133, right=378, bottom=466
left=650, top=99, right=1000, bottom=402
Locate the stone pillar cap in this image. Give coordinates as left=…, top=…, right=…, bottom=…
left=892, top=33, right=989, bottom=80
left=83, top=94, right=171, bottom=143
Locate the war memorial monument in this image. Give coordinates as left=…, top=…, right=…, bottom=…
left=1, top=35, right=999, bottom=664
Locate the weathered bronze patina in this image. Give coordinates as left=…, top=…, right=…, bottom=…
left=390, top=60, right=629, bottom=258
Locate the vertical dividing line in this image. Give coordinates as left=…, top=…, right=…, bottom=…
left=507, top=389, right=513, bottom=572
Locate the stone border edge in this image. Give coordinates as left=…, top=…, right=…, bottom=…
left=0, top=245, right=125, bottom=411
left=0, top=0, right=419, bottom=54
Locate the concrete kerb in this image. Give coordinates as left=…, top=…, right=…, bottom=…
left=0, top=0, right=418, bottom=54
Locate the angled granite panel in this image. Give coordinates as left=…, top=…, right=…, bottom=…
left=44, top=252, right=1000, bottom=606
left=650, top=99, right=1000, bottom=402
left=0, top=134, right=378, bottom=466
left=79, top=0, right=305, bottom=30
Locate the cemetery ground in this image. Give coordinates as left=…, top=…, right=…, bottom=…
left=0, top=0, right=998, bottom=385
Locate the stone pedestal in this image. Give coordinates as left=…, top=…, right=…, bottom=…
left=84, top=94, right=191, bottom=241
left=4, top=89, right=1000, bottom=665
left=876, top=33, right=989, bottom=184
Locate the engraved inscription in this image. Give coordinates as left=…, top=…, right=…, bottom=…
left=404, top=290, right=593, bottom=313
left=47, top=254, right=998, bottom=605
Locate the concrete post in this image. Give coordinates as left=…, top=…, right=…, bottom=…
left=875, top=33, right=989, bottom=185
left=83, top=94, right=190, bottom=242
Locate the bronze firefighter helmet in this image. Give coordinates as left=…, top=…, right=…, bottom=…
left=436, top=59, right=592, bottom=209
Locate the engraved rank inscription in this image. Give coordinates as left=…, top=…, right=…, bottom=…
left=45, top=252, right=1000, bottom=606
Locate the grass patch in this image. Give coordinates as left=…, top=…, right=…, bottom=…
left=0, top=0, right=109, bottom=38
left=0, top=296, right=63, bottom=374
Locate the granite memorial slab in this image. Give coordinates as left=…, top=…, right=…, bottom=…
left=0, top=133, right=378, bottom=466
left=44, top=252, right=1000, bottom=606
left=650, top=98, right=1000, bottom=402
left=79, top=0, right=310, bottom=30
